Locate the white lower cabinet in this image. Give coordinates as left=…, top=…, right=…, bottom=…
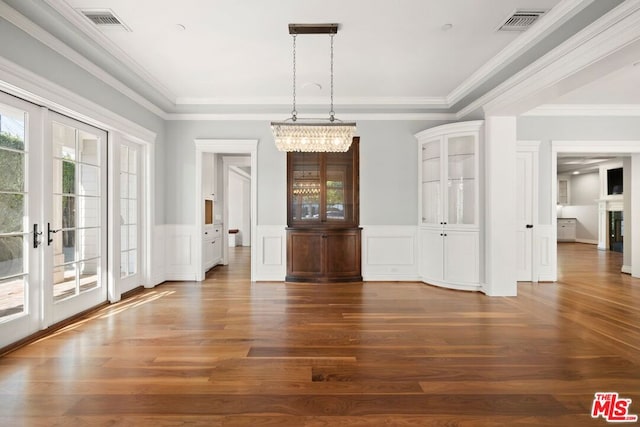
left=420, top=227, right=479, bottom=291
left=204, top=224, right=223, bottom=270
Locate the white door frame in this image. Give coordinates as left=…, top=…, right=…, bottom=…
left=550, top=140, right=640, bottom=281
left=194, top=139, right=258, bottom=281
left=517, top=141, right=540, bottom=282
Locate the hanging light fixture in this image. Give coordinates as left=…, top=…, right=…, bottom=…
left=271, top=24, right=356, bottom=152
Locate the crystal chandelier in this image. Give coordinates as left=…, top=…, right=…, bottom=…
left=271, top=24, right=356, bottom=152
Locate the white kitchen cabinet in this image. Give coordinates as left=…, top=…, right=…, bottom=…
left=557, top=218, right=576, bottom=242
left=415, top=121, right=482, bottom=291
left=202, top=153, right=216, bottom=200
left=204, top=224, right=223, bottom=270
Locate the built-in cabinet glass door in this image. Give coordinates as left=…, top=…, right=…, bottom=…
left=48, top=113, right=107, bottom=324
left=421, top=138, right=441, bottom=225
left=447, top=135, right=475, bottom=225
left=291, top=152, right=320, bottom=222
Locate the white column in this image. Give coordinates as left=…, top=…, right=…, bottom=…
left=484, top=116, right=517, bottom=296
left=632, top=154, right=640, bottom=278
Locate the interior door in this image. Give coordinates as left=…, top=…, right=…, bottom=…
left=46, top=113, right=108, bottom=324
left=0, top=94, right=43, bottom=348
left=516, top=151, right=534, bottom=281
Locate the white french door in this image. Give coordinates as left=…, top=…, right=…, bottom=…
left=46, top=112, right=108, bottom=324
left=118, top=139, right=141, bottom=293
left=0, top=93, right=43, bottom=347
left=0, top=94, right=108, bottom=348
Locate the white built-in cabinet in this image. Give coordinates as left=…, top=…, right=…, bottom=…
left=204, top=224, right=223, bottom=270
left=416, top=121, right=482, bottom=291
left=203, top=153, right=216, bottom=200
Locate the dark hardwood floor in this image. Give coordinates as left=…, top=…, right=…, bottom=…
left=0, top=243, right=639, bottom=426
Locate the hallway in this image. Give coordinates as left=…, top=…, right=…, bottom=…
left=0, top=246, right=638, bottom=426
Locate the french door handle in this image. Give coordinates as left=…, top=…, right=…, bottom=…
left=47, top=223, right=60, bottom=245
left=33, top=224, right=42, bottom=248
left=526, top=224, right=534, bottom=229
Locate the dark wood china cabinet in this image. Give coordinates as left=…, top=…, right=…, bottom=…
left=286, top=137, right=362, bottom=282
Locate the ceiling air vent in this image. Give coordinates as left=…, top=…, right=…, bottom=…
left=498, top=10, right=547, bottom=31
left=80, top=9, right=131, bottom=31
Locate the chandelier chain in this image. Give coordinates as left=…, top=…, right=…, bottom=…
left=330, top=34, right=335, bottom=122
left=292, top=34, right=297, bottom=121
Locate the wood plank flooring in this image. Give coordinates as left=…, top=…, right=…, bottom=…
left=1, top=243, right=639, bottom=426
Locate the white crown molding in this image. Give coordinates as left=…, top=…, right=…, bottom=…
left=41, top=0, right=176, bottom=103
left=469, top=1, right=640, bottom=118
left=447, top=0, right=594, bottom=106
left=0, top=0, right=168, bottom=119
left=167, top=112, right=456, bottom=121
left=175, top=96, right=448, bottom=106
left=0, top=55, right=157, bottom=144
left=523, top=104, right=640, bottom=116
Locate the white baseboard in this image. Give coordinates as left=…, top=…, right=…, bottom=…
left=576, top=239, right=598, bottom=245
left=622, top=265, right=632, bottom=274
left=364, top=274, right=421, bottom=282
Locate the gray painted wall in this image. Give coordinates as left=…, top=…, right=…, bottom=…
left=517, top=116, right=640, bottom=225
left=561, top=172, right=599, bottom=242
left=164, top=120, right=449, bottom=226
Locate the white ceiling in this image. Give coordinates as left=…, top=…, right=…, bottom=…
left=550, top=61, right=640, bottom=104
left=5, top=0, right=633, bottom=115
left=51, top=0, right=569, bottom=109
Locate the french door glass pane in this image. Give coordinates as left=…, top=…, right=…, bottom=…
left=77, top=196, right=100, bottom=228
left=1, top=104, right=27, bottom=322
left=78, top=132, right=99, bottom=165
left=0, top=193, right=24, bottom=234
left=79, top=164, right=99, bottom=196
left=0, top=236, right=24, bottom=278
left=53, top=264, right=77, bottom=302
left=79, top=259, right=99, bottom=292
left=0, top=150, right=24, bottom=193
left=52, top=123, right=76, bottom=160
left=0, top=276, right=25, bottom=320
left=78, top=228, right=99, bottom=260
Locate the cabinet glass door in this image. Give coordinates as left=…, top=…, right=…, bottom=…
left=446, top=135, right=475, bottom=225
left=291, top=152, right=320, bottom=222
left=421, top=139, right=441, bottom=225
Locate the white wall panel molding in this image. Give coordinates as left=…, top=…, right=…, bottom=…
left=537, top=225, right=556, bottom=281
left=362, top=226, right=419, bottom=281
left=150, top=225, right=167, bottom=286
left=255, top=226, right=287, bottom=281
left=163, top=225, right=198, bottom=281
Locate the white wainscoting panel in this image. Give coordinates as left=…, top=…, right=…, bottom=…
left=362, top=226, right=420, bottom=281
left=255, top=225, right=287, bottom=281
left=164, top=225, right=198, bottom=281
left=537, top=225, right=556, bottom=281
left=148, top=225, right=166, bottom=287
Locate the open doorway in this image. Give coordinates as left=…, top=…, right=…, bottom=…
left=550, top=141, right=640, bottom=281
left=224, top=156, right=251, bottom=268
left=194, top=139, right=258, bottom=282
